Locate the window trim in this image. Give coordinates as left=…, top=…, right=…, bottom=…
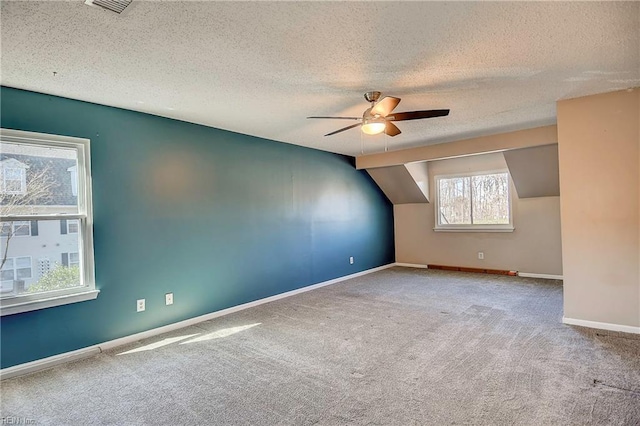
left=0, top=129, right=99, bottom=316
left=434, top=169, right=514, bottom=233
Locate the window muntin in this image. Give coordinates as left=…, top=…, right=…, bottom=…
left=435, top=171, right=512, bottom=231
left=0, top=129, right=97, bottom=315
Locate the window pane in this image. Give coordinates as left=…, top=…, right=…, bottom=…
left=0, top=142, right=79, bottom=216
left=15, top=257, right=31, bottom=268
left=0, top=221, right=30, bottom=237
left=13, top=221, right=30, bottom=236
left=438, top=176, right=471, bottom=225
left=5, top=181, right=21, bottom=192
left=2, top=258, right=14, bottom=270
left=3, top=167, right=25, bottom=194
left=471, top=173, right=510, bottom=225
left=68, top=220, right=79, bottom=234
left=5, top=168, right=22, bottom=180
left=16, top=267, right=31, bottom=279
left=0, top=219, right=82, bottom=295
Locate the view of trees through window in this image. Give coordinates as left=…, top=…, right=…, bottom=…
left=437, top=172, right=510, bottom=226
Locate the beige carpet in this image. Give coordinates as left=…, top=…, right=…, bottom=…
left=2, top=267, right=639, bottom=425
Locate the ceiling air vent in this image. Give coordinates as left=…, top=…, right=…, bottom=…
left=85, top=0, right=132, bottom=14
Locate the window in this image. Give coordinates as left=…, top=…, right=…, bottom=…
left=1, top=257, right=32, bottom=280
left=435, top=171, right=513, bottom=232
left=67, top=219, right=79, bottom=234
left=1, top=161, right=27, bottom=195
left=1, top=257, right=32, bottom=293
left=69, top=252, right=80, bottom=267
left=1, top=221, right=32, bottom=237
left=0, top=129, right=98, bottom=315
left=4, top=167, right=26, bottom=193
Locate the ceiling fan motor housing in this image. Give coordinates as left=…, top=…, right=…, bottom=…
left=364, top=91, right=382, bottom=103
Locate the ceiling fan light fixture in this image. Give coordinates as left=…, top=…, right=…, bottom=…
left=307, top=92, right=450, bottom=138
left=362, top=117, right=386, bottom=135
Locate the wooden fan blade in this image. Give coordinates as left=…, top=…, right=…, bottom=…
left=371, top=96, right=401, bottom=117
left=387, top=109, right=450, bottom=121
left=385, top=122, right=402, bottom=137
left=307, top=116, right=360, bottom=120
left=325, top=123, right=361, bottom=136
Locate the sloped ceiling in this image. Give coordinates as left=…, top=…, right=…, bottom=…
left=367, top=162, right=430, bottom=205
left=504, top=145, right=560, bottom=198
left=1, top=1, right=638, bottom=156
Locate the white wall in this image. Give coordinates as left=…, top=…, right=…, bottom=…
left=558, top=88, right=639, bottom=329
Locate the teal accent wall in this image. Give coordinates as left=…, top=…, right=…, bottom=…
left=0, top=87, right=394, bottom=368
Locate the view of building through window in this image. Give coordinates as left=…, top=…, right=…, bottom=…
left=437, top=172, right=510, bottom=228
left=1, top=140, right=84, bottom=297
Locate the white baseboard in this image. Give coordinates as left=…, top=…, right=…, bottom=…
left=1, top=263, right=394, bottom=380
left=0, top=347, right=102, bottom=381
left=563, top=317, right=640, bottom=334
left=518, top=272, right=563, bottom=280
left=394, top=263, right=429, bottom=269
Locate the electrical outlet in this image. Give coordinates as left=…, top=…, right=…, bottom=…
left=349, top=256, right=354, bottom=265
left=478, top=252, right=484, bottom=260
left=165, top=293, right=174, bottom=306
left=136, top=299, right=145, bottom=312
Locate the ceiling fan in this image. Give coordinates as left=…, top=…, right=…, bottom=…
left=308, top=91, right=450, bottom=137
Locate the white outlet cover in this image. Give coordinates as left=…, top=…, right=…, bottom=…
left=165, top=293, right=174, bottom=305
left=137, top=299, right=145, bottom=312
left=349, top=257, right=354, bottom=264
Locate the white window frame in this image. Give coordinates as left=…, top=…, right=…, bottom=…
left=0, top=129, right=98, bottom=316
left=2, top=166, right=26, bottom=194
left=434, top=169, right=514, bottom=233
left=0, top=220, right=31, bottom=237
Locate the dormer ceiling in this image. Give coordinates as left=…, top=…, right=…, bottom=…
left=1, top=2, right=638, bottom=156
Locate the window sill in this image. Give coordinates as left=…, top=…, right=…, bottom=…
left=0, top=289, right=100, bottom=316
left=433, top=227, right=515, bottom=233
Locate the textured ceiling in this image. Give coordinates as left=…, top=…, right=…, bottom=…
left=1, top=1, right=638, bottom=156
